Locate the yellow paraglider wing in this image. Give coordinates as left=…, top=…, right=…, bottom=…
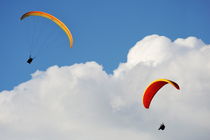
left=20, top=11, right=73, bottom=48
left=142, top=79, right=180, bottom=109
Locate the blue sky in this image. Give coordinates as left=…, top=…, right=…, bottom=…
left=1, top=0, right=210, bottom=90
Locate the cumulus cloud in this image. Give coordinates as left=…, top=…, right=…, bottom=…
left=0, top=35, right=210, bottom=140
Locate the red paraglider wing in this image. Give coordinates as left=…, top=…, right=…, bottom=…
left=142, top=79, right=180, bottom=109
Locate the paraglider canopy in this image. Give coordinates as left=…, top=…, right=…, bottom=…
left=142, top=79, right=180, bottom=109
left=20, top=11, right=73, bottom=48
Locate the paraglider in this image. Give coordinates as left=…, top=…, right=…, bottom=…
left=158, top=123, right=165, bottom=130
left=27, top=57, right=33, bottom=64
left=142, top=79, right=180, bottom=131
left=142, top=79, right=180, bottom=109
left=26, top=55, right=35, bottom=64
left=20, top=11, right=73, bottom=48
left=20, top=11, right=74, bottom=64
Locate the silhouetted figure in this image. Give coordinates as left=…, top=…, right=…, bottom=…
left=27, top=56, right=34, bottom=64
left=158, top=123, right=165, bottom=130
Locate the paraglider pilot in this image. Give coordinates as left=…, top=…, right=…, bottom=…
left=158, top=123, right=165, bottom=130
left=27, top=55, right=34, bottom=64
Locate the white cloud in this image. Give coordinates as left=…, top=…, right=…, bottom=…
left=0, top=35, right=210, bottom=140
